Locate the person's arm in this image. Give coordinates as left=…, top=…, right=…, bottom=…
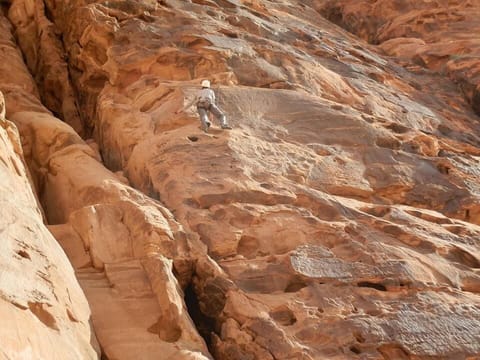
left=175, top=93, right=198, bottom=114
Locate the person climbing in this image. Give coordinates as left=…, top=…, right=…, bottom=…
left=176, top=80, right=232, bottom=133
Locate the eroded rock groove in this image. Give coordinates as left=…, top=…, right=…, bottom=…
left=184, top=282, right=217, bottom=354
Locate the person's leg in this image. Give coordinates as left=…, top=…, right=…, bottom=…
left=197, top=107, right=211, bottom=132
left=210, top=104, right=231, bottom=129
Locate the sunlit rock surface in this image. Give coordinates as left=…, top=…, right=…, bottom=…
left=0, top=107, right=97, bottom=358
left=318, top=0, right=480, bottom=116
left=1, top=9, right=209, bottom=360
left=1, top=0, right=480, bottom=359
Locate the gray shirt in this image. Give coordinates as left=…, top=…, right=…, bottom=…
left=182, top=87, right=216, bottom=111
left=197, top=88, right=216, bottom=104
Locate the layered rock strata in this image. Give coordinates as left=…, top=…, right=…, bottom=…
left=8, top=0, right=85, bottom=135
left=1, top=9, right=210, bottom=360
left=35, top=1, right=480, bottom=359
left=318, top=0, right=480, bottom=116
left=1, top=1, right=480, bottom=359
left=0, top=98, right=96, bottom=358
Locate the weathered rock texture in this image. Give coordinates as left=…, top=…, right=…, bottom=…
left=0, top=100, right=96, bottom=357
left=318, top=0, right=480, bottom=116
left=8, top=0, right=85, bottom=135
left=1, top=0, right=480, bottom=359
left=1, top=8, right=210, bottom=360
left=0, top=16, right=97, bottom=360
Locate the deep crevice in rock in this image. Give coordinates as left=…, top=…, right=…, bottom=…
left=284, top=278, right=308, bottom=293
left=6, top=1, right=87, bottom=137
left=184, top=282, right=217, bottom=355
left=357, top=281, right=387, bottom=291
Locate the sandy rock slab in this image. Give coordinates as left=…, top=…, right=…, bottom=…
left=0, top=112, right=97, bottom=359
left=0, top=10, right=211, bottom=360
left=213, top=243, right=480, bottom=359
left=318, top=0, right=480, bottom=116
left=6, top=1, right=480, bottom=359
left=5, top=78, right=211, bottom=360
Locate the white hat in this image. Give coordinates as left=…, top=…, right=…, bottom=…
left=201, top=79, right=211, bottom=88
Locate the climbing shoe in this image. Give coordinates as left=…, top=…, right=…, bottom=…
left=203, top=122, right=211, bottom=133
left=221, top=124, right=232, bottom=130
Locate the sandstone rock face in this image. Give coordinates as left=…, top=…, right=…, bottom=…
left=0, top=101, right=96, bottom=358
left=7, top=0, right=84, bottom=135
left=318, top=0, right=480, bottom=116
left=1, top=1, right=480, bottom=360
left=1, top=9, right=210, bottom=360
left=0, top=16, right=97, bottom=360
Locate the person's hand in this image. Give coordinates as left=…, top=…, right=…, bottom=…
left=174, top=109, right=182, bottom=114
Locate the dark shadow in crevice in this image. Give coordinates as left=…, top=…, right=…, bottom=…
left=184, top=283, right=217, bottom=354
left=1, top=4, right=8, bottom=16
left=357, top=281, right=387, bottom=291
left=350, top=345, right=362, bottom=354
left=284, top=278, right=308, bottom=293
left=16, top=249, right=31, bottom=260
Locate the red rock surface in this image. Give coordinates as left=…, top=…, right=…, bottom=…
left=0, top=105, right=94, bottom=355
left=1, top=8, right=209, bottom=360
left=0, top=116, right=97, bottom=359
left=0, top=16, right=97, bottom=360
left=1, top=1, right=480, bottom=359
left=318, top=0, right=480, bottom=116
left=8, top=0, right=85, bottom=135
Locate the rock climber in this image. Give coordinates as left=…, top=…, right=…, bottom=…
left=176, top=80, right=232, bottom=133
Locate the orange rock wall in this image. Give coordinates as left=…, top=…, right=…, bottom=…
left=1, top=7, right=210, bottom=360
left=1, top=1, right=480, bottom=359
left=319, top=0, right=480, bottom=116
left=0, top=13, right=97, bottom=359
